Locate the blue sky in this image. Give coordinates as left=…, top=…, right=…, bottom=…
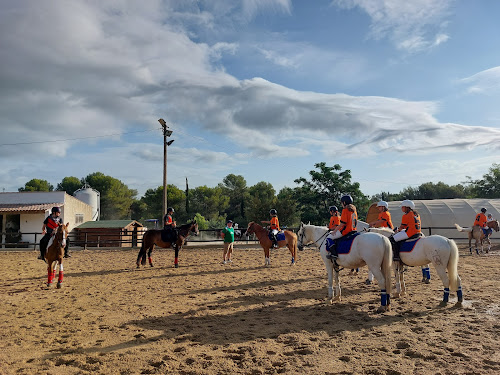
left=1, top=0, right=499, bottom=199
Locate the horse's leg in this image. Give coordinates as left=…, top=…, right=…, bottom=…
left=47, top=261, right=54, bottom=287
left=486, top=237, right=491, bottom=253
left=434, top=264, right=451, bottom=307
left=421, top=264, right=431, bottom=283
left=286, top=242, right=295, bottom=265
left=393, top=262, right=406, bottom=298
left=136, top=246, right=145, bottom=268
left=174, top=243, right=180, bottom=268
left=468, top=234, right=472, bottom=254
left=333, top=269, right=341, bottom=302
left=370, top=267, right=390, bottom=312
left=326, top=264, right=334, bottom=303
left=264, top=246, right=270, bottom=266
left=57, top=261, right=64, bottom=289
left=148, top=244, right=154, bottom=267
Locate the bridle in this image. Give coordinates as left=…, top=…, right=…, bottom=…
left=297, top=224, right=330, bottom=250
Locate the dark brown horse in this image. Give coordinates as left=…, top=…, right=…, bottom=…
left=45, top=223, right=69, bottom=288
left=136, top=221, right=199, bottom=268
left=244, top=221, right=297, bottom=266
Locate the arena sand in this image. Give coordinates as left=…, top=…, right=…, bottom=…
left=1, top=243, right=499, bottom=375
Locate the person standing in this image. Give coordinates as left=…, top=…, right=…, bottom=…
left=221, top=219, right=235, bottom=264
left=39, top=207, right=65, bottom=261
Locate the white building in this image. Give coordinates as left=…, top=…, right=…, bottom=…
left=0, top=191, right=93, bottom=247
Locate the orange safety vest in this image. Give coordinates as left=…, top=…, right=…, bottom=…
left=400, top=211, right=421, bottom=237
left=270, top=216, right=280, bottom=231
left=339, top=207, right=357, bottom=236
left=378, top=211, right=394, bottom=229
left=329, top=215, right=340, bottom=230
left=164, top=214, right=173, bottom=226
left=473, top=213, right=487, bottom=227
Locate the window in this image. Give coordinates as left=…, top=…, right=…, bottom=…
left=75, top=214, right=84, bottom=224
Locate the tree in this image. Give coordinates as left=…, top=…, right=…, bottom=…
left=275, top=187, right=300, bottom=227
left=56, top=176, right=82, bottom=195
left=466, top=163, right=500, bottom=198
left=293, top=163, right=368, bottom=224
left=189, top=186, right=229, bottom=222
left=218, top=174, right=248, bottom=225
left=83, top=172, right=137, bottom=220
left=19, top=179, right=54, bottom=192
left=246, top=182, right=276, bottom=222
left=136, top=185, right=187, bottom=222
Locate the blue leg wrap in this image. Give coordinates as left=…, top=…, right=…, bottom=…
left=421, top=268, right=426, bottom=277
left=380, top=289, right=387, bottom=306
left=457, top=286, right=463, bottom=302
left=425, top=268, right=431, bottom=280
left=443, top=287, right=450, bottom=303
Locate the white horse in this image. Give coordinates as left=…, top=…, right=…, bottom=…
left=297, top=223, right=393, bottom=312
left=357, top=221, right=431, bottom=284
left=365, top=225, right=463, bottom=307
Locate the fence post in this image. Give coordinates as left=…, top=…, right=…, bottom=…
left=84, top=232, right=88, bottom=250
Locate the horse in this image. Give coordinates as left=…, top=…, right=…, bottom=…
left=366, top=225, right=462, bottom=307
left=296, top=223, right=393, bottom=312
left=136, top=221, right=199, bottom=268
left=45, top=223, right=69, bottom=288
left=455, top=220, right=499, bottom=254
left=244, top=222, right=298, bottom=265
left=357, top=221, right=432, bottom=284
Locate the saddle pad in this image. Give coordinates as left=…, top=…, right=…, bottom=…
left=325, top=232, right=361, bottom=255
left=268, top=231, right=286, bottom=241
left=400, top=237, right=421, bottom=253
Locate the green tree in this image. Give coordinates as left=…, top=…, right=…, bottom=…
left=189, top=186, right=229, bottom=221
left=218, top=174, right=248, bottom=224
left=83, top=172, right=137, bottom=220
left=137, top=185, right=187, bottom=222
left=294, top=163, right=368, bottom=224
left=56, top=176, right=82, bottom=195
left=466, top=163, right=500, bottom=198
left=19, top=178, right=54, bottom=192
left=246, top=182, right=276, bottom=222
left=275, top=187, right=300, bottom=228
left=193, top=213, right=208, bottom=230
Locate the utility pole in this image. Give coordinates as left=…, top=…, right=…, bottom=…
left=158, top=118, right=174, bottom=220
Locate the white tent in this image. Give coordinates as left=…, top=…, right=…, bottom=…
left=366, top=199, right=500, bottom=240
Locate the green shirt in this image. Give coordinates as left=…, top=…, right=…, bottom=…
left=222, top=227, right=234, bottom=243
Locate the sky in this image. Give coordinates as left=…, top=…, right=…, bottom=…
left=1, top=0, right=500, bottom=199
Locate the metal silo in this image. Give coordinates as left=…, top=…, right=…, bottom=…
left=74, top=185, right=100, bottom=221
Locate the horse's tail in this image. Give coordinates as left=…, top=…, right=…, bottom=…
left=454, top=223, right=472, bottom=233
left=447, top=239, right=460, bottom=292
left=381, top=236, right=392, bottom=295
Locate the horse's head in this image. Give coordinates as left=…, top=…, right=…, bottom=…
left=244, top=221, right=255, bottom=236
left=56, top=222, right=70, bottom=248
left=190, top=221, right=199, bottom=236
left=492, top=220, right=500, bottom=232
left=297, top=222, right=306, bottom=251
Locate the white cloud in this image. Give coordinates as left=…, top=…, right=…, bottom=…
left=459, top=66, right=500, bottom=95
left=332, top=0, right=453, bottom=53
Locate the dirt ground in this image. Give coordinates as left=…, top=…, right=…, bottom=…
left=1, top=242, right=499, bottom=375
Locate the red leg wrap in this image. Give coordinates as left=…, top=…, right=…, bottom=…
left=174, top=257, right=179, bottom=265
left=148, top=257, right=153, bottom=264
left=58, top=271, right=64, bottom=283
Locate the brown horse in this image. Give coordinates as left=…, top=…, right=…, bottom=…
left=136, top=221, right=199, bottom=268
left=45, top=223, right=69, bottom=288
left=244, top=221, right=298, bottom=266
left=455, top=220, right=499, bottom=254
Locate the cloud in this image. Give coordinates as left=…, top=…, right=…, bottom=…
left=332, top=0, right=453, bottom=53
left=459, top=66, right=500, bottom=94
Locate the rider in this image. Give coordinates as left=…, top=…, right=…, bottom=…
left=39, top=206, right=67, bottom=261
left=326, top=195, right=357, bottom=260
left=390, top=200, right=421, bottom=261
left=369, top=201, right=394, bottom=229
left=262, top=209, right=280, bottom=248
left=163, top=207, right=177, bottom=243
left=328, top=206, right=341, bottom=231
left=485, top=213, right=495, bottom=238
left=473, top=207, right=489, bottom=235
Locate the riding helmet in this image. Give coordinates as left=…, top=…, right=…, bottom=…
left=270, top=209, right=277, bottom=215
left=226, top=219, right=233, bottom=224
left=400, top=199, right=415, bottom=209
left=481, top=207, right=487, bottom=213
left=167, top=207, right=175, bottom=213
left=51, top=206, right=61, bottom=213
left=329, top=205, right=338, bottom=212
left=377, top=201, right=389, bottom=209
left=340, top=194, right=353, bottom=205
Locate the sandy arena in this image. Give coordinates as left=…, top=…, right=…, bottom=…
left=1, top=242, right=499, bottom=375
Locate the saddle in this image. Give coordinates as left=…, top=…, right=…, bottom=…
left=268, top=231, right=285, bottom=242
left=326, top=231, right=360, bottom=255
left=161, top=228, right=178, bottom=243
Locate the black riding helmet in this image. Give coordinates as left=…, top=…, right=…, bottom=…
left=270, top=209, right=277, bottom=215
left=329, top=206, right=338, bottom=212
left=51, top=206, right=61, bottom=213
left=340, top=194, right=353, bottom=205
left=481, top=208, right=487, bottom=213
left=167, top=207, right=175, bottom=213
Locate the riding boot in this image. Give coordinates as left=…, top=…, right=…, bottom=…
left=390, top=236, right=400, bottom=261
left=326, top=240, right=338, bottom=259
left=64, top=239, right=71, bottom=258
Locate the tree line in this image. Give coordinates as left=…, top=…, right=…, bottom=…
left=18, top=163, right=500, bottom=229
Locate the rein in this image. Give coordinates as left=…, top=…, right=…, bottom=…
left=300, top=226, right=330, bottom=249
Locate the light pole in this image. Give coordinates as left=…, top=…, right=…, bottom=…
left=158, top=118, right=174, bottom=221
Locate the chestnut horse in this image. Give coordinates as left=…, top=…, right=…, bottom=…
left=136, top=221, right=199, bottom=268
left=45, top=223, right=69, bottom=288
left=455, top=220, right=499, bottom=254
left=244, top=221, right=298, bottom=265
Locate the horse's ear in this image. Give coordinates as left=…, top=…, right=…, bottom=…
left=307, top=221, right=311, bottom=225
left=66, top=222, right=70, bottom=228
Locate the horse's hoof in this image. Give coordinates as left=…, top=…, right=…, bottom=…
left=376, top=305, right=390, bottom=313
left=57, top=283, right=62, bottom=289
left=174, top=263, right=179, bottom=268
left=141, top=260, right=146, bottom=266
left=392, top=293, right=401, bottom=299
left=136, top=263, right=140, bottom=268
left=454, top=301, right=463, bottom=308
left=438, top=301, right=448, bottom=307
left=149, top=263, right=154, bottom=267
left=424, top=279, right=430, bottom=284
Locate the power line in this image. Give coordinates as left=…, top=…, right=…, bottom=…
left=0, top=127, right=161, bottom=147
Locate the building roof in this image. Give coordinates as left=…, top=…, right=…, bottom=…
left=0, top=203, right=63, bottom=213
left=76, top=220, right=143, bottom=229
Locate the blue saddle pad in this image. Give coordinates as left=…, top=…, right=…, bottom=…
left=400, top=237, right=421, bottom=253
left=325, top=232, right=361, bottom=255
left=268, top=231, right=286, bottom=242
